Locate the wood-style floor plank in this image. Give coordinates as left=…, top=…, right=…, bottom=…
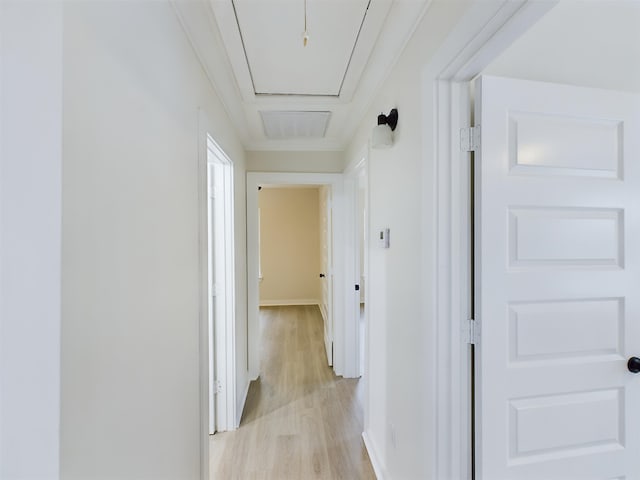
left=210, top=305, right=375, bottom=479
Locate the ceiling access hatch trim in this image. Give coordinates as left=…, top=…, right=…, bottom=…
left=336, top=0, right=371, bottom=98
left=231, top=0, right=257, bottom=95
left=260, top=111, right=331, bottom=139
left=232, top=0, right=371, bottom=97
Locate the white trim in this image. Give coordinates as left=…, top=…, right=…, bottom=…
left=341, top=175, right=357, bottom=378
left=198, top=110, right=239, bottom=479
left=206, top=136, right=237, bottom=435
left=362, top=431, right=387, bottom=480
left=247, top=172, right=347, bottom=380
left=342, top=149, right=368, bottom=383
left=171, top=1, right=250, bottom=146
left=236, top=380, right=250, bottom=427
left=423, top=1, right=558, bottom=479
left=259, top=299, right=320, bottom=307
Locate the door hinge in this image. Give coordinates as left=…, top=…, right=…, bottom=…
left=465, top=319, right=480, bottom=345
left=355, top=284, right=360, bottom=291
left=214, top=379, right=223, bottom=395
left=460, top=126, right=481, bottom=152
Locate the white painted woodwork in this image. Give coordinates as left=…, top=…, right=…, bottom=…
left=475, top=76, right=640, bottom=479
left=344, top=156, right=368, bottom=380
left=508, top=207, right=623, bottom=268
left=509, top=298, right=622, bottom=362
left=319, top=185, right=334, bottom=366
left=208, top=162, right=217, bottom=435
left=206, top=137, right=237, bottom=434
left=246, top=172, right=346, bottom=380
left=508, top=112, right=622, bottom=178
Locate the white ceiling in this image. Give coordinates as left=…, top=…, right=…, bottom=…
left=172, top=0, right=430, bottom=150
left=235, top=0, right=370, bottom=96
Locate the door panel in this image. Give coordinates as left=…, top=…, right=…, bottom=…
left=475, top=76, right=640, bottom=479
left=319, top=185, right=333, bottom=365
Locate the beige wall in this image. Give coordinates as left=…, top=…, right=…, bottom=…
left=247, top=150, right=343, bottom=173
left=259, top=188, right=321, bottom=305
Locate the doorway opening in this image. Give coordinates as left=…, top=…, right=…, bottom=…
left=210, top=171, right=373, bottom=478
left=246, top=172, right=349, bottom=381
left=206, top=135, right=236, bottom=435
left=257, top=184, right=334, bottom=365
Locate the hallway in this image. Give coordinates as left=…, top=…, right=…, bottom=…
left=210, top=305, right=375, bottom=479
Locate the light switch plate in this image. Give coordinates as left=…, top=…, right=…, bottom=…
left=378, top=228, right=390, bottom=248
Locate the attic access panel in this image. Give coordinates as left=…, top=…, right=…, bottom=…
left=233, top=0, right=371, bottom=96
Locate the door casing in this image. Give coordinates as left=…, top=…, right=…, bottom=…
left=426, top=1, right=558, bottom=478
left=344, top=151, right=369, bottom=383
left=246, top=172, right=349, bottom=380
left=207, top=141, right=235, bottom=436
left=198, top=110, right=238, bottom=479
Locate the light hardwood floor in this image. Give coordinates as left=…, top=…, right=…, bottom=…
left=210, top=305, right=376, bottom=479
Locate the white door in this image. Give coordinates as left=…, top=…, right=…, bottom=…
left=319, top=185, right=333, bottom=365
left=475, top=76, right=640, bottom=479
left=207, top=162, right=217, bottom=435
left=356, top=171, right=367, bottom=377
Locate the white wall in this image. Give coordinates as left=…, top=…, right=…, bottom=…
left=484, top=1, right=640, bottom=93
left=247, top=150, right=343, bottom=173
left=61, top=2, right=246, bottom=479
left=345, top=1, right=472, bottom=478
left=0, top=2, right=62, bottom=478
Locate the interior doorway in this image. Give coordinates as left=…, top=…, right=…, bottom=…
left=257, top=184, right=331, bottom=366
left=246, top=172, right=351, bottom=380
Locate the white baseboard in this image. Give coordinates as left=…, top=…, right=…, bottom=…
left=363, top=431, right=386, bottom=480
left=259, top=299, right=320, bottom=307
left=236, top=379, right=250, bottom=428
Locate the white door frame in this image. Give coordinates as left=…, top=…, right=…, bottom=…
left=344, top=151, right=369, bottom=381
left=198, top=111, right=237, bottom=479
left=246, top=172, right=349, bottom=379
left=344, top=151, right=369, bottom=433
left=206, top=138, right=236, bottom=435
left=425, top=1, right=558, bottom=478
